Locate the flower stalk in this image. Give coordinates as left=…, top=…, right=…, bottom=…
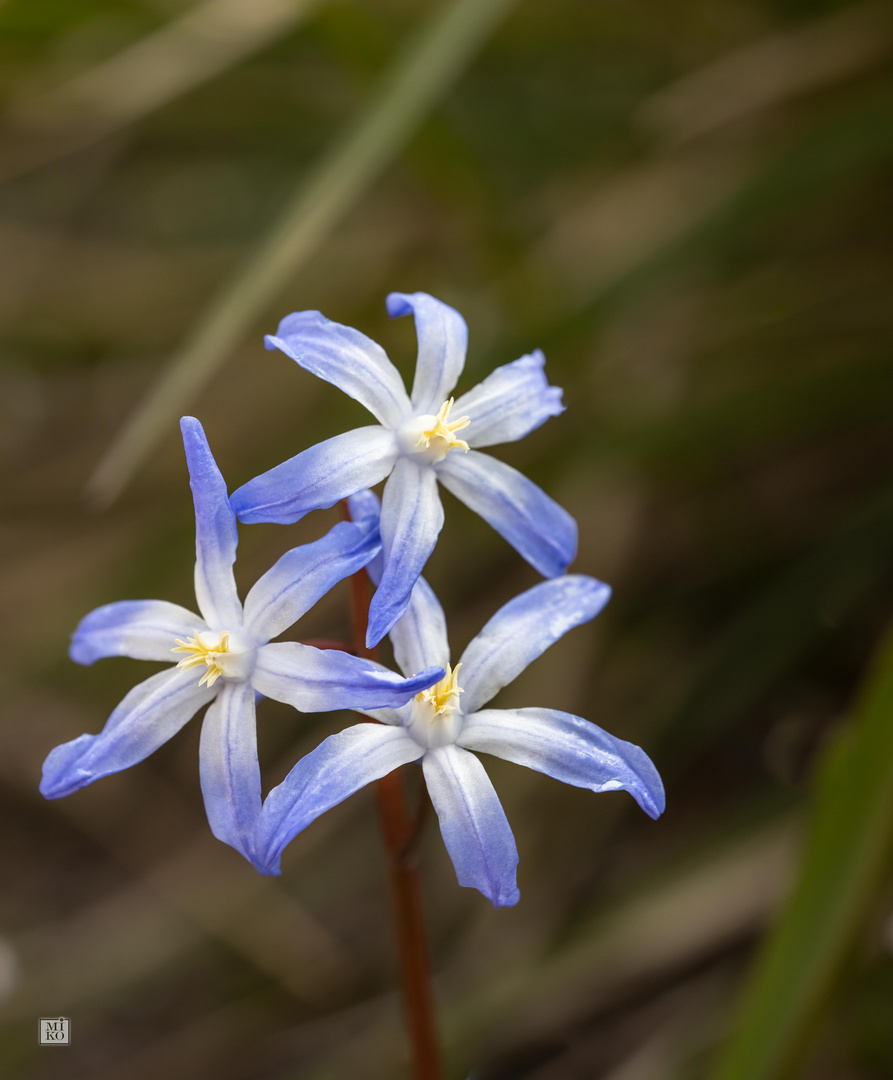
left=346, top=503, right=443, bottom=1080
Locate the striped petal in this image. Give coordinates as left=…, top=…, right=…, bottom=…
left=436, top=449, right=577, bottom=579
left=243, top=518, right=380, bottom=643
left=181, top=417, right=242, bottom=630
left=230, top=426, right=397, bottom=526
left=386, top=292, right=468, bottom=414
left=389, top=575, right=450, bottom=678
left=266, top=309, right=411, bottom=427
left=458, top=707, right=665, bottom=820
left=458, top=576, right=611, bottom=713
left=40, top=667, right=214, bottom=799
left=453, top=350, right=564, bottom=448
left=70, top=600, right=205, bottom=665
left=199, top=680, right=264, bottom=867
left=251, top=641, right=443, bottom=713
left=423, top=745, right=520, bottom=907
left=367, top=458, right=444, bottom=648
left=255, top=723, right=424, bottom=873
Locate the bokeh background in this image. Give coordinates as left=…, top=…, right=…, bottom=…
left=1, top=0, right=892, bottom=1077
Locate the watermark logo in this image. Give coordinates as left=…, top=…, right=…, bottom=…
left=39, top=1018, right=70, bottom=1045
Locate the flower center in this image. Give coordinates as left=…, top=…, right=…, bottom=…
left=399, top=399, right=470, bottom=464
left=172, top=631, right=233, bottom=687
left=407, top=663, right=464, bottom=748
left=417, top=662, right=463, bottom=716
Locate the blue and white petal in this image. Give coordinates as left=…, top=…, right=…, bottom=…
left=266, top=310, right=411, bottom=428
left=70, top=600, right=205, bottom=665
left=40, top=667, right=215, bottom=799
left=181, top=417, right=242, bottom=630
left=386, top=292, right=467, bottom=414
left=422, top=745, right=520, bottom=908
left=255, top=723, right=424, bottom=873
left=199, top=680, right=264, bottom=868
left=389, top=575, right=450, bottom=678
left=250, top=641, right=444, bottom=712
left=231, top=427, right=398, bottom=526
left=457, top=707, right=665, bottom=820
left=243, top=519, right=380, bottom=644
left=453, top=350, right=564, bottom=448
left=458, top=576, right=611, bottom=714
left=436, top=449, right=577, bottom=579
left=367, top=458, right=445, bottom=649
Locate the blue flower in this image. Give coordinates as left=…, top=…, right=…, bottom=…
left=230, top=292, right=575, bottom=648
left=41, top=418, right=443, bottom=872
left=254, top=549, right=665, bottom=905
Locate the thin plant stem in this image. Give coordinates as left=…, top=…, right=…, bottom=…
left=345, top=511, right=442, bottom=1080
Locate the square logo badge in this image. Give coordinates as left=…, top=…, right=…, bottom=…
left=39, top=1018, right=70, bottom=1045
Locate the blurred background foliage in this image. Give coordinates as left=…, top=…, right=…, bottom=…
left=0, top=0, right=892, bottom=1077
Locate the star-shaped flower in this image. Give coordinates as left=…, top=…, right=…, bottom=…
left=230, top=292, right=575, bottom=648
left=40, top=419, right=443, bottom=872
left=254, top=505, right=665, bottom=905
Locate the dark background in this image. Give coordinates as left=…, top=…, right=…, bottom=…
left=1, top=0, right=892, bottom=1077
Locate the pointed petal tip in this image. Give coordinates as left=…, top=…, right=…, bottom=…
left=639, top=784, right=666, bottom=820
left=365, top=588, right=408, bottom=650
left=178, top=415, right=208, bottom=457
left=403, top=665, right=447, bottom=695
left=68, top=634, right=93, bottom=666
left=385, top=292, right=413, bottom=318
left=39, top=733, right=95, bottom=799
left=252, top=853, right=282, bottom=876
left=489, top=883, right=521, bottom=908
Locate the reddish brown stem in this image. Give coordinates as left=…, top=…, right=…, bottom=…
left=345, top=506, right=442, bottom=1080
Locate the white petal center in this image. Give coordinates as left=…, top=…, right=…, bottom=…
left=398, top=398, right=470, bottom=464
left=406, top=663, right=465, bottom=748
left=172, top=629, right=255, bottom=686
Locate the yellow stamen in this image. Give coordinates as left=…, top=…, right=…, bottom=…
left=415, top=398, right=470, bottom=455
left=172, top=631, right=230, bottom=688
left=415, top=663, right=464, bottom=717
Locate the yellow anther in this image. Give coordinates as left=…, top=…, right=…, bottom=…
left=415, top=399, right=470, bottom=455
left=415, top=663, right=464, bottom=718
left=172, top=631, right=231, bottom=688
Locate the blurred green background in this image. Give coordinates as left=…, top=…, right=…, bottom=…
left=1, top=0, right=892, bottom=1077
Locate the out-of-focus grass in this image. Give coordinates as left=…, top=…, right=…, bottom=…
left=0, top=1, right=892, bottom=1078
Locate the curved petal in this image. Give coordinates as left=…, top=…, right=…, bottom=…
left=458, top=707, right=665, bottom=820
left=266, top=309, right=411, bottom=427
left=422, top=745, right=519, bottom=908
left=386, top=292, right=468, bottom=413
left=70, top=600, right=205, bottom=665
left=436, top=450, right=577, bottom=579
left=244, top=519, right=380, bottom=643
left=180, top=417, right=242, bottom=629
left=251, top=641, right=444, bottom=713
left=367, top=458, right=444, bottom=649
left=458, top=576, right=611, bottom=713
left=230, top=426, right=397, bottom=526
left=453, top=350, right=564, bottom=448
left=40, top=667, right=214, bottom=799
left=255, top=723, right=424, bottom=873
left=199, top=680, right=264, bottom=868
left=389, top=576, right=450, bottom=678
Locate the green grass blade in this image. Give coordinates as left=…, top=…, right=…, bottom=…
left=87, top=0, right=518, bottom=507
left=711, top=620, right=893, bottom=1080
